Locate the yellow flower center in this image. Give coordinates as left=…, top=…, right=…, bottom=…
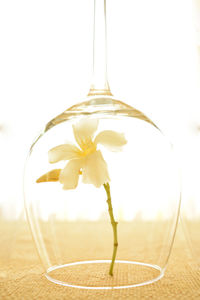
left=79, top=143, right=96, bottom=157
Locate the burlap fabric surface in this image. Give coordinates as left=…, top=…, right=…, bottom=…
left=0, top=221, right=199, bottom=299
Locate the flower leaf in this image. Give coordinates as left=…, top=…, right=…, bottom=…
left=36, top=169, right=61, bottom=183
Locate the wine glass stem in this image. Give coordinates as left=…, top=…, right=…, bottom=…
left=88, top=0, right=112, bottom=96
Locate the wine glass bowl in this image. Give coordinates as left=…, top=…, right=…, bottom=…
left=24, top=96, right=181, bottom=288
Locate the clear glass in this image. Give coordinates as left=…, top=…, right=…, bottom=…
left=24, top=96, right=181, bottom=289
left=24, top=0, right=181, bottom=289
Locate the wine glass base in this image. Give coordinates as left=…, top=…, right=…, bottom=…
left=45, top=260, right=164, bottom=289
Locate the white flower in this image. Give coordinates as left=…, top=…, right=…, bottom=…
left=37, top=119, right=127, bottom=189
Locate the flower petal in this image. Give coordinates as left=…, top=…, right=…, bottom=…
left=94, top=130, right=127, bottom=151
left=82, top=150, right=110, bottom=188
left=59, top=159, right=83, bottom=190
left=73, top=119, right=98, bottom=150
left=36, top=169, right=61, bottom=183
left=48, top=144, right=80, bottom=163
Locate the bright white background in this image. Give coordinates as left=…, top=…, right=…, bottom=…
left=0, top=0, right=200, bottom=220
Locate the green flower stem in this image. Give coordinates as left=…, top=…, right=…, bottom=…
left=103, top=183, right=118, bottom=276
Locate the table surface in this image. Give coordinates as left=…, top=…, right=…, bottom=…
left=0, top=220, right=199, bottom=300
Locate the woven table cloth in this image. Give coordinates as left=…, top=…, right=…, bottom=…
left=0, top=220, right=199, bottom=299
